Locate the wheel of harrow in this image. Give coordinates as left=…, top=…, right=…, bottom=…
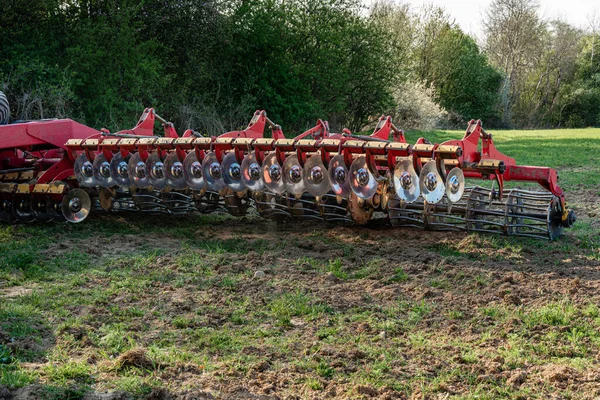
left=0, top=197, right=17, bottom=223
left=348, top=192, right=373, bottom=225
left=12, top=196, right=36, bottom=223
left=223, top=189, right=249, bottom=217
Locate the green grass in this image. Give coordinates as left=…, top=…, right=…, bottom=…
left=0, top=127, right=599, bottom=398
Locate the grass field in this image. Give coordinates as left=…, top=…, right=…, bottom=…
left=0, top=128, right=599, bottom=399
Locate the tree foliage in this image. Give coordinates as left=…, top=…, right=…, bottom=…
left=0, top=0, right=395, bottom=133
left=0, top=0, right=598, bottom=131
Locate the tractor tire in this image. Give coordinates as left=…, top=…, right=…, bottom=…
left=0, top=91, right=9, bottom=125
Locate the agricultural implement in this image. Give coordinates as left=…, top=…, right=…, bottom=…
left=0, top=106, right=576, bottom=239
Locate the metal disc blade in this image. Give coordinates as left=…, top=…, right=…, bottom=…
left=445, top=167, right=465, bottom=203
left=393, top=159, right=420, bottom=203
left=303, top=155, right=331, bottom=197
left=12, top=198, right=36, bottom=223
left=349, top=155, right=377, bottom=199
left=283, top=155, right=305, bottom=195
left=46, top=197, right=66, bottom=222
left=61, top=188, right=91, bottom=223
left=0, top=198, right=16, bottom=223
left=146, top=152, right=167, bottom=190
left=164, top=152, right=188, bottom=190
left=419, top=160, right=445, bottom=204
left=183, top=152, right=207, bottom=190
left=241, top=153, right=265, bottom=192
left=31, top=197, right=51, bottom=222
left=202, top=151, right=226, bottom=191
left=109, top=152, right=132, bottom=188
left=328, top=154, right=350, bottom=198
left=74, top=153, right=97, bottom=187
left=222, top=153, right=245, bottom=192
left=92, top=153, right=114, bottom=187
left=127, top=152, right=150, bottom=188
left=262, top=153, right=285, bottom=194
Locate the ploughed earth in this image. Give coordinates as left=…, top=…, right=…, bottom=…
left=0, top=189, right=599, bottom=399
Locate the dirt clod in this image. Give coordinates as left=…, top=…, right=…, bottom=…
left=10, top=385, right=48, bottom=400
left=116, top=348, right=153, bottom=370
left=542, top=365, right=577, bottom=383
left=145, top=388, right=173, bottom=400
left=504, top=293, right=522, bottom=305
left=506, top=369, right=527, bottom=388
left=355, top=385, right=379, bottom=396
left=0, top=385, right=10, bottom=400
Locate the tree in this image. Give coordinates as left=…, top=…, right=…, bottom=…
left=517, top=21, right=582, bottom=127
left=429, top=26, right=502, bottom=123
left=484, top=0, right=545, bottom=126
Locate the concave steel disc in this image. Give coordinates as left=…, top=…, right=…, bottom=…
left=393, top=158, right=420, bottom=203
left=261, top=152, right=285, bottom=194
left=47, top=197, right=66, bottom=222
left=283, top=154, right=305, bottom=196
left=328, top=154, right=350, bottom=198
left=12, top=197, right=36, bottom=223
left=303, top=155, right=331, bottom=197
left=349, top=155, right=377, bottom=199
left=164, top=152, right=188, bottom=190
left=146, top=152, right=168, bottom=190
left=61, top=188, right=91, bottom=223
left=419, top=160, right=445, bottom=204
left=202, top=151, right=226, bottom=191
left=445, top=167, right=465, bottom=203
left=92, top=153, right=115, bottom=187
left=222, top=153, right=245, bottom=192
left=127, top=152, right=150, bottom=189
left=31, top=196, right=51, bottom=222
left=109, top=152, right=132, bottom=188
left=183, top=152, right=207, bottom=190
left=241, top=153, right=265, bottom=192
left=74, top=153, right=97, bottom=187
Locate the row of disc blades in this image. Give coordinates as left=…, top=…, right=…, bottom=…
left=75, top=151, right=466, bottom=204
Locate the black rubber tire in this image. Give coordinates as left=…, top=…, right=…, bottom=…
left=0, top=91, right=9, bottom=125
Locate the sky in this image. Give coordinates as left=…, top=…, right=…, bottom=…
left=363, top=0, right=598, bottom=38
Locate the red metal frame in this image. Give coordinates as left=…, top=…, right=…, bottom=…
left=439, top=120, right=565, bottom=209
